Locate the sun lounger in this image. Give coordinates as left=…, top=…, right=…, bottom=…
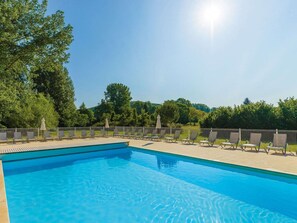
left=13, top=132, right=23, bottom=144
left=58, top=131, right=65, bottom=140
left=241, top=133, right=261, bottom=152
left=200, top=131, right=217, bottom=147
left=220, top=132, right=240, bottom=149
left=68, top=130, right=75, bottom=139
left=266, top=134, right=288, bottom=155
left=123, top=129, right=131, bottom=138
left=27, top=131, right=36, bottom=142
left=165, top=130, right=181, bottom=143
left=43, top=131, right=53, bottom=141
left=90, top=129, right=95, bottom=138
left=182, top=131, right=198, bottom=144
left=152, top=130, right=166, bottom=141
left=0, top=132, right=7, bottom=143
left=144, top=129, right=157, bottom=140
left=81, top=130, right=87, bottom=138
left=113, top=128, right=120, bottom=137
left=134, top=129, right=143, bottom=139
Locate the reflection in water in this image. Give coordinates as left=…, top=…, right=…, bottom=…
left=104, top=149, right=132, bottom=161
left=156, top=155, right=178, bottom=170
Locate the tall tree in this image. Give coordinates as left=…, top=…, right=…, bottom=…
left=243, top=98, right=252, bottom=105
left=158, top=101, right=180, bottom=126
left=32, top=66, right=77, bottom=126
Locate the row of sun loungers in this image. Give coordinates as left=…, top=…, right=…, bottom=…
left=0, top=129, right=108, bottom=144
left=114, top=128, right=289, bottom=155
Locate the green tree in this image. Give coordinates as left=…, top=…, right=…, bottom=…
left=76, top=103, right=94, bottom=126
left=104, top=83, right=132, bottom=114
left=277, top=97, right=297, bottom=130
left=32, top=66, right=77, bottom=126
left=138, top=109, right=150, bottom=126
left=158, top=101, right=180, bottom=126
left=189, top=107, right=201, bottom=125
left=243, top=98, right=252, bottom=105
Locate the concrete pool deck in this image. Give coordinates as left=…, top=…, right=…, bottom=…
left=0, top=137, right=297, bottom=222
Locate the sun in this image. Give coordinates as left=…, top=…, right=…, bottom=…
left=197, top=1, right=227, bottom=39
left=202, top=3, right=223, bottom=25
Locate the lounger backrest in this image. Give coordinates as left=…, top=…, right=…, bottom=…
left=14, top=132, right=22, bottom=139
left=273, top=134, right=287, bottom=148
left=27, top=132, right=35, bottom=139
left=190, top=131, right=198, bottom=140
left=114, top=128, right=119, bottom=134
left=152, top=129, right=157, bottom=135
left=249, top=133, right=261, bottom=146
left=59, top=131, right=64, bottom=138
left=44, top=131, right=50, bottom=138
left=174, top=130, right=181, bottom=139
left=81, top=130, right=87, bottom=137
left=160, top=130, right=166, bottom=138
left=229, top=132, right=239, bottom=144
left=101, top=129, right=105, bottom=135
left=208, top=131, right=217, bottom=143
left=143, top=129, right=149, bottom=136
left=69, top=131, right=74, bottom=137
left=0, top=132, right=7, bottom=140
left=90, top=129, right=95, bottom=137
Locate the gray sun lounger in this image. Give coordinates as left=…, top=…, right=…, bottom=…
left=123, top=129, right=131, bottom=138
left=27, top=131, right=36, bottom=142
left=13, top=132, right=24, bottom=144
left=144, top=129, right=157, bottom=140
left=68, top=130, right=75, bottom=139
left=0, top=132, right=8, bottom=143
left=58, top=131, right=65, bottom=140
left=113, top=128, right=120, bottom=137
left=134, top=129, right=144, bottom=139
left=100, top=129, right=107, bottom=137
left=152, top=130, right=166, bottom=141
left=81, top=130, right=87, bottom=138
left=165, top=130, right=181, bottom=143
left=241, top=133, right=262, bottom=152
left=200, top=131, right=218, bottom=147
left=182, top=131, right=198, bottom=144
left=44, top=131, right=53, bottom=141
left=220, top=132, right=240, bottom=149
left=90, top=129, right=95, bottom=138
left=266, top=134, right=288, bottom=155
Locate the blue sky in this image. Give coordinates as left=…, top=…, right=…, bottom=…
left=47, top=0, right=297, bottom=108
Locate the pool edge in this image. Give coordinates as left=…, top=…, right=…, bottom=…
left=0, top=161, right=9, bottom=223
left=130, top=146, right=297, bottom=179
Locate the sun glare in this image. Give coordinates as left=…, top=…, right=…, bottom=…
left=197, top=1, right=227, bottom=39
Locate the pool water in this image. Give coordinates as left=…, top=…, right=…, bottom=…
left=3, top=147, right=297, bottom=223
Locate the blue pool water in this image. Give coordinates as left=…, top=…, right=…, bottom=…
left=3, top=147, right=297, bottom=223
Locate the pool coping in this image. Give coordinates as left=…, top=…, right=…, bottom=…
left=130, top=146, right=297, bottom=179
left=0, top=161, right=9, bottom=223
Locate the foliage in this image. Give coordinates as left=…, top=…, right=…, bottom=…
left=104, top=83, right=132, bottom=114
left=201, top=101, right=279, bottom=129
left=243, top=98, right=252, bottom=105
left=32, top=66, right=77, bottom=126
left=192, top=103, right=211, bottom=113
left=158, top=101, right=180, bottom=126
left=0, top=0, right=73, bottom=128
left=76, top=103, right=94, bottom=127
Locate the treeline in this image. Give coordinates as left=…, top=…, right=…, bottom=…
left=201, top=98, right=297, bottom=130
left=92, top=83, right=206, bottom=127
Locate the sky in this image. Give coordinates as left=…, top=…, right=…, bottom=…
left=47, top=0, right=297, bottom=108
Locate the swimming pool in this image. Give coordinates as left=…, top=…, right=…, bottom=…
left=3, top=146, right=297, bottom=222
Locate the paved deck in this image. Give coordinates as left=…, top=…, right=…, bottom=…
left=0, top=137, right=297, bottom=222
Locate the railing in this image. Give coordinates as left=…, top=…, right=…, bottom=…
left=1, top=126, right=297, bottom=144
